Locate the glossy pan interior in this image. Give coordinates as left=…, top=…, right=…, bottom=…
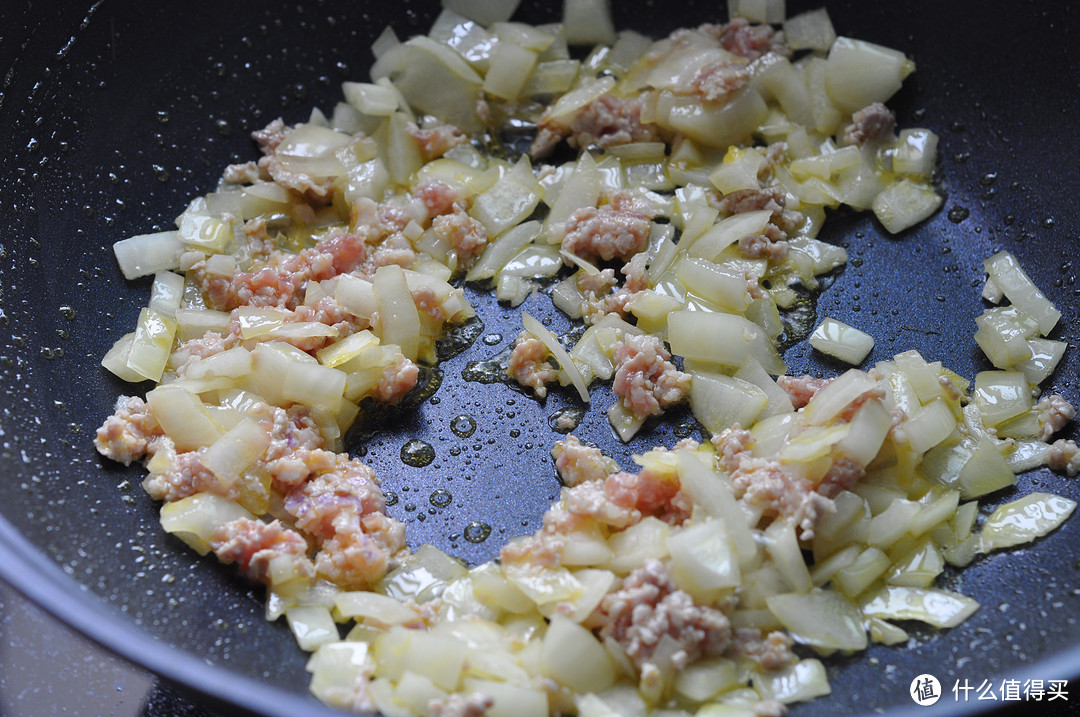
left=0, top=0, right=1078, bottom=715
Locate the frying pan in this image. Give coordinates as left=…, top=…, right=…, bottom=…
left=1, top=0, right=1078, bottom=715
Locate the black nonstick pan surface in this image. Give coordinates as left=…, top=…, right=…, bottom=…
left=1, top=0, right=1078, bottom=715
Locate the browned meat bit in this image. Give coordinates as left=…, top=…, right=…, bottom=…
left=561, top=203, right=651, bottom=263
left=562, top=464, right=691, bottom=528
left=816, top=456, right=867, bottom=498
left=688, top=61, right=751, bottom=104
left=731, top=627, right=795, bottom=670
left=507, top=330, right=560, bottom=398
left=611, top=333, right=691, bottom=422
left=432, top=203, right=489, bottom=265
left=413, top=179, right=460, bottom=219
left=739, top=223, right=789, bottom=261
left=776, top=374, right=832, bottom=409
left=551, top=434, right=618, bottom=487
left=1035, top=393, right=1076, bottom=442
left=428, top=692, right=495, bottom=717
left=1047, top=439, right=1080, bottom=477
left=252, top=118, right=288, bottom=153
left=597, top=560, right=732, bottom=678
left=841, top=102, right=896, bottom=147
left=372, top=352, right=420, bottom=404
left=408, top=122, right=467, bottom=162
left=94, top=396, right=163, bottom=465
left=712, top=425, right=834, bottom=541
left=531, top=93, right=663, bottom=158
left=700, top=18, right=791, bottom=61
left=710, top=186, right=805, bottom=235
left=222, top=160, right=263, bottom=185
left=209, top=517, right=315, bottom=585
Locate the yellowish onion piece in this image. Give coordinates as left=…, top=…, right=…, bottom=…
left=687, top=370, right=768, bottom=434
left=984, top=250, right=1062, bottom=335
left=972, top=370, right=1033, bottom=427
left=824, top=36, right=914, bottom=113
left=872, top=179, right=943, bottom=234
left=200, top=417, right=270, bottom=485
left=860, top=585, right=979, bottom=629
left=126, top=307, right=178, bottom=382
left=285, top=605, right=340, bottom=652
left=112, top=230, right=183, bottom=280
left=146, top=384, right=224, bottom=451
left=766, top=591, right=867, bottom=652
left=667, top=310, right=786, bottom=375
left=521, top=311, right=591, bottom=403
left=753, top=658, right=831, bottom=704
left=159, top=492, right=254, bottom=556
left=809, top=317, right=875, bottom=365
left=563, top=0, right=617, bottom=45
left=978, top=492, right=1077, bottom=553
left=540, top=615, right=617, bottom=694
left=783, top=7, right=836, bottom=52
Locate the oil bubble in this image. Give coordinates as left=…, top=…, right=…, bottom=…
left=464, top=521, right=492, bottom=543
left=400, top=439, right=435, bottom=467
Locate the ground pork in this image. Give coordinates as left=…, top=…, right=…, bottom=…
left=283, top=458, right=386, bottom=540
left=252, top=118, right=288, bottom=153
left=731, top=627, right=795, bottom=670
left=1036, top=394, right=1076, bottom=442
left=196, top=231, right=368, bottom=311
left=611, top=334, right=691, bottom=422
left=428, top=692, right=494, bottom=717
left=561, top=202, right=651, bottom=263
left=580, top=254, right=651, bottom=325
left=209, top=517, right=315, bottom=584
left=739, top=224, right=790, bottom=262
left=597, top=560, right=732, bottom=676
left=372, top=352, right=421, bottom=404
left=413, top=179, right=461, bottom=219
left=776, top=374, right=832, bottom=409
left=1047, top=439, right=1080, bottom=477
left=710, top=186, right=805, bottom=235
left=712, top=426, right=835, bottom=541
left=409, top=122, right=468, bottom=162
left=531, top=93, right=663, bottom=158
left=700, top=18, right=791, bottom=61
left=222, top=160, right=263, bottom=185
left=687, top=61, right=751, bottom=104
left=314, top=511, right=407, bottom=589
left=432, top=203, right=488, bottom=265
left=364, top=232, right=418, bottom=274
left=94, top=396, right=162, bottom=465
left=507, top=331, right=560, bottom=398
left=841, top=102, right=896, bottom=147
left=563, top=467, right=690, bottom=528
left=551, top=435, right=618, bottom=487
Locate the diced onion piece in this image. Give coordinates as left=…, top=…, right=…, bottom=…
left=809, top=317, right=874, bottom=364
left=500, top=244, right=563, bottom=278
left=783, top=8, right=835, bottom=52
left=766, top=591, right=867, bottom=651
left=1016, top=338, right=1067, bottom=385
left=159, top=492, right=254, bottom=556
left=673, top=657, right=740, bottom=703
left=803, top=368, right=877, bottom=425
left=764, top=519, right=812, bottom=594
left=495, top=274, right=534, bottom=307
left=834, top=398, right=891, bottom=466
left=545, top=151, right=602, bottom=232
left=541, top=615, right=616, bottom=693
left=603, top=517, right=671, bottom=574
left=686, top=210, right=773, bottom=261
left=983, top=250, right=1061, bottom=335
left=373, top=264, right=421, bottom=361
left=727, top=0, right=785, bottom=23
left=100, top=332, right=145, bottom=383
left=317, top=330, right=380, bottom=368
left=978, top=492, right=1076, bottom=553
left=146, top=385, right=224, bottom=451
left=860, top=586, right=979, bottom=629
left=333, top=591, right=422, bottom=626
left=675, top=256, right=753, bottom=313
left=112, top=230, right=182, bottom=280
left=306, top=642, right=373, bottom=709
left=470, top=157, right=543, bottom=238
left=236, top=306, right=285, bottom=339
left=522, top=312, right=590, bottom=403
left=892, top=128, right=939, bottom=179
left=126, top=307, right=177, bottom=382
left=563, top=0, right=617, bottom=46
left=200, top=418, right=270, bottom=485
left=286, top=605, right=340, bottom=652
left=282, top=360, right=347, bottom=412
left=502, top=562, right=585, bottom=607
left=753, top=659, right=831, bottom=704
left=656, top=88, right=769, bottom=150
left=676, top=450, right=758, bottom=569
left=341, top=81, right=398, bottom=116
left=377, top=36, right=484, bottom=134
left=149, top=271, right=185, bottom=317
left=687, top=370, right=768, bottom=434
left=824, top=36, right=914, bottom=113
left=483, top=41, right=539, bottom=101
left=667, top=518, right=741, bottom=596
left=900, top=398, right=956, bottom=454
left=973, top=370, right=1033, bottom=426
left=607, top=401, right=645, bottom=442
left=462, top=678, right=548, bottom=717
left=872, top=179, right=942, bottom=234
left=442, top=0, right=522, bottom=25
left=175, top=308, right=230, bottom=342
left=667, top=310, right=786, bottom=375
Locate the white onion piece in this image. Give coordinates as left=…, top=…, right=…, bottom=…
left=541, top=616, right=616, bottom=694
left=545, top=151, right=601, bottom=233
left=984, top=250, right=1061, bottom=335
left=972, top=370, right=1033, bottom=427
left=149, top=271, right=185, bottom=317
left=860, top=586, right=979, bottom=629
left=563, top=0, right=617, bottom=46
left=824, top=36, right=914, bottom=113
left=667, top=310, right=786, bottom=375
left=146, top=385, right=224, bottom=451
left=470, top=157, right=543, bottom=237
left=809, top=317, right=874, bottom=365
left=783, top=8, right=836, bottom=51
left=766, top=591, right=867, bottom=651
left=442, top=0, right=522, bottom=25
left=113, top=230, right=182, bottom=280
left=522, top=312, right=590, bottom=403
left=753, top=659, right=831, bottom=704
left=285, top=605, right=340, bottom=652
left=688, top=370, right=768, bottom=434
left=200, top=417, right=270, bottom=485
left=333, top=591, right=421, bottom=626
left=802, top=368, right=877, bottom=425
left=893, top=128, right=939, bottom=179
left=373, top=264, right=420, bottom=361
left=126, top=308, right=177, bottom=382
left=898, top=398, right=955, bottom=454
left=872, top=179, right=943, bottom=234
left=283, top=361, right=347, bottom=412
left=979, top=492, right=1076, bottom=553
left=159, top=492, right=254, bottom=556
left=667, top=518, right=742, bottom=594
left=1016, top=337, right=1067, bottom=385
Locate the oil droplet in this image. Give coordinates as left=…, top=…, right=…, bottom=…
left=59, top=305, right=76, bottom=320
left=464, top=521, right=491, bottom=543
left=151, top=164, right=170, bottom=183
left=385, top=490, right=398, bottom=506
left=400, top=439, right=435, bottom=467
left=482, top=333, right=503, bottom=346
left=947, top=206, right=969, bottom=223
left=430, top=489, right=453, bottom=508
left=450, top=414, right=477, bottom=438
left=673, top=422, right=695, bottom=438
